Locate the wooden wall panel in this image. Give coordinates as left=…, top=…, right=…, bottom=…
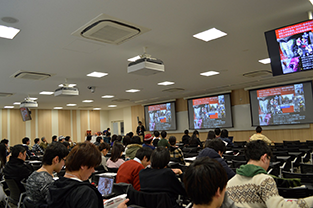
left=72, top=110, right=77, bottom=142
left=38, top=110, right=52, bottom=140
left=58, top=110, right=71, bottom=137
left=131, top=105, right=144, bottom=133
left=31, top=110, right=36, bottom=140
left=2, top=110, right=7, bottom=139
left=10, top=109, right=26, bottom=145
left=231, top=89, right=249, bottom=106
left=176, top=98, right=187, bottom=112
left=90, top=110, right=100, bottom=133
left=80, top=110, right=88, bottom=141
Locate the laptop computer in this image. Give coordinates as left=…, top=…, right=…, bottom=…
left=98, top=176, right=115, bottom=199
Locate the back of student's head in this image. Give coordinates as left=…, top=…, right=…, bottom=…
left=192, top=130, right=199, bottom=137
left=168, top=136, right=176, bottom=146
left=66, top=142, right=101, bottom=172
left=135, top=147, right=153, bottom=161
left=0, top=143, right=7, bottom=168
left=116, top=135, right=122, bottom=142
left=42, top=142, right=69, bottom=165
left=205, top=139, right=226, bottom=154
left=214, top=128, right=221, bottom=136
left=123, top=136, right=131, bottom=146
left=184, top=129, right=189, bottom=135
left=207, top=131, right=216, bottom=140
left=96, top=136, right=102, bottom=143
left=110, top=141, right=125, bottom=162
left=52, top=135, right=57, bottom=142
left=65, top=136, right=70, bottom=142
left=127, top=132, right=133, bottom=138
left=106, top=132, right=111, bottom=137
left=0, top=139, right=8, bottom=145
left=153, top=131, right=160, bottom=137
left=184, top=157, right=227, bottom=205
left=220, top=129, right=228, bottom=138
left=22, top=137, right=29, bottom=144
left=10, top=144, right=26, bottom=158
left=150, top=147, right=170, bottom=169
left=62, top=141, right=70, bottom=149
left=86, top=135, right=92, bottom=141
left=245, top=140, right=272, bottom=161
left=131, top=136, right=141, bottom=144
left=34, top=138, right=40, bottom=144
left=256, top=126, right=262, bottom=133
left=99, top=142, right=110, bottom=152
left=160, top=130, right=167, bottom=139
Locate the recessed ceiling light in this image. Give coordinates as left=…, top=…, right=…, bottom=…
left=4, top=106, right=14, bottom=109
left=66, top=104, right=77, bottom=106
left=127, top=55, right=141, bottom=62
left=101, top=95, right=114, bottom=98
left=0, top=25, right=20, bottom=39
left=200, top=71, right=220, bottom=77
left=29, top=97, right=38, bottom=100
left=87, top=72, right=108, bottom=78
left=193, top=28, right=227, bottom=42
left=126, top=89, right=140, bottom=93
left=93, top=108, right=101, bottom=110
left=108, top=105, right=117, bottom=108
left=54, top=107, right=63, bottom=109
left=158, top=81, right=175, bottom=86
left=13, top=102, right=21, bottom=105
left=39, top=91, right=54, bottom=95
left=82, top=100, right=93, bottom=103
left=59, top=84, right=76, bottom=87
left=258, top=58, right=271, bottom=64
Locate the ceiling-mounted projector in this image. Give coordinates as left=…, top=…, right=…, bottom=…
left=20, top=98, right=38, bottom=108
left=127, top=52, right=164, bottom=76
left=54, top=84, right=79, bottom=96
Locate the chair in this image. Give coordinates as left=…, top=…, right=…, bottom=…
left=107, top=167, right=119, bottom=173
left=282, top=171, right=313, bottom=184
left=5, top=179, right=26, bottom=208
left=278, top=187, right=312, bottom=198
left=231, top=160, right=246, bottom=169
left=300, top=163, right=313, bottom=174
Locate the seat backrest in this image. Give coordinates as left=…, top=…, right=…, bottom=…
left=278, top=187, right=309, bottom=198
left=232, top=160, right=246, bottom=169
left=282, top=171, right=313, bottom=183
left=5, top=178, right=23, bottom=203
left=300, top=163, right=313, bottom=174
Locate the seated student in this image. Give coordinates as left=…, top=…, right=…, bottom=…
left=97, top=142, right=110, bottom=171
left=1, top=139, right=10, bottom=156
left=32, top=138, right=44, bottom=154
left=103, top=132, right=111, bottom=144
left=139, top=147, right=186, bottom=208
left=64, top=136, right=74, bottom=148
left=142, top=134, right=155, bottom=150
left=51, top=135, right=57, bottom=143
left=152, top=131, right=160, bottom=147
left=47, top=142, right=103, bottom=208
left=168, top=136, right=185, bottom=165
left=198, top=139, right=235, bottom=180
left=93, top=136, right=103, bottom=146
left=62, top=141, right=70, bottom=150
left=227, top=140, right=313, bottom=208
left=22, top=137, right=33, bottom=158
left=4, top=144, right=33, bottom=192
left=214, top=128, right=221, bottom=138
left=107, top=141, right=125, bottom=168
left=249, top=126, right=274, bottom=145
left=122, top=135, right=131, bottom=147
left=184, top=157, right=236, bottom=208
left=125, top=136, right=142, bottom=160
left=26, top=142, right=68, bottom=205
left=40, top=137, right=48, bottom=151
left=116, top=147, right=153, bottom=191
left=157, top=130, right=170, bottom=148
left=219, top=129, right=234, bottom=147
left=206, top=130, right=216, bottom=141
left=85, top=135, right=92, bottom=143
left=181, top=129, right=190, bottom=146
left=111, top=134, right=118, bottom=146
left=189, top=130, right=203, bottom=148
left=58, top=136, right=65, bottom=143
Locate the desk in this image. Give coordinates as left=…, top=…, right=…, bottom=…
left=27, top=160, right=42, bottom=164
left=276, top=156, right=291, bottom=161
left=184, top=157, right=196, bottom=163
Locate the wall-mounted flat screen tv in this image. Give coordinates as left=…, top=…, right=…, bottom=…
left=187, top=93, right=233, bottom=130
left=249, top=81, right=313, bottom=126
left=265, top=19, right=313, bottom=76
left=144, top=101, right=177, bottom=131
left=20, top=107, right=32, bottom=122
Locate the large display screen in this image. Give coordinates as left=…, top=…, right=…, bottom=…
left=187, top=93, right=233, bottom=129
left=249, top=81, right=313, bottom=126
left=144, top=102, right=177, bottom=131
left=265, top=19, right=313, bottom=76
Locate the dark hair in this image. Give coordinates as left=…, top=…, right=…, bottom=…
left=123, top=136, right=131, bottom=146
left=106, top=132, right=111, bottom=137
left=135, top=147, right=153, bottom=161
left=0, top=139, right=8, bottom=145
left=66, top=142, right=101, bottom=171
left=96, top=136, right=102, bottom=143
left=151, top=147, right=170, bottom=169
left=205, top=139, right=226, bottom=154
left=256, top=126, right=262, bottom=133
left=127, top=132, right=133, bottom=138
left=107, top=128, right=110, bottom=131
left=153, top=131, right=159, bottom=137
left=220, top=129, right=228, bottom=138
left=214, top=128, right=221, bottom=136
left=245, top=140, right=272, bottom=161
left=34, top=138, right=40, bottom=144
left=43, top=142, right=69, bottom=165
left=62, top=141, right=70, bottom=148
left=131, top=136, right=141, bottom=145
left=190, top=131, right=199, bottom=146
left=116, top=135, right=123, bottom=142
left=184, top=130, right=189, bottom=135
left=65, top=136, right=70, bottom=142
left=0, top=144, right=6, bottom=168
left=207, top=131, right=216, bottom=140
left=10, top=144, right=26, bottom=158
left=22, top=137, right=30, bottom=144
left=41, top=137, right=46, bottom=142
left=110, top=141, right=124, bottom=162
left=99, top=142, right=110, bottom=152
left=86, top=135, right=92, bottom=141
left=184, top=157, right=227, bottom=205
left=52, top=135, right=57, bottom=142
left=138, top=121, right=142, bottom=124
left=111, top=134, right=118, bottom=143
left=160, top=130, right=167, bottom=139
left=168, top=136, right=176, bottom=145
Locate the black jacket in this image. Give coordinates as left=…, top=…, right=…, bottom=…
left=197, top=147, right=235, bottom=180
left=181, top=135, right=190, bottom=146
left=47, top=176, right=103, bottom=208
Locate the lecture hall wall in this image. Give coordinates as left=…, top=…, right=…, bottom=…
left=2, top=89, right=313, bottom=146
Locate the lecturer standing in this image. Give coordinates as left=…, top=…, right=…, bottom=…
left=136, top=121, right=146, bottom=142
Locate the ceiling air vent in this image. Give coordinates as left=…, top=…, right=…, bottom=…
left=72, top=14, right=150, bottom=45
left=112, top=98, right=130, bottom=102
left=11, top=71, right=52, bottom=80
left=0, top=92, right=13, bottom=97
left=162, top=88, right=185, bottom=93
left=243, top=70, right=272, bottom=78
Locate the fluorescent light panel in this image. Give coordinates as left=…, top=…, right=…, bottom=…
left=39, top=91, right=54, bottom=95
left=54, top=107, right=63, bottom=109
left=108, top=105, right=117, bottom=107
left=128, top=55, right=141, bottom=62
left=126, top=89, right=140, bottom=93
left=200, top=71, right=220, bottom=77
left=258, top=58, right=271, bottom=64
left=82, top=100, right=93, bottom=103
left=13, top=102, right=21, bottom=105
left=29, top=97, right=38, bottom=100
left=193, top=28, right=227, bottom=42
left=66, top=104, right=77, bottom=106
left=93, top=108, right=101, bottom=110
left=87, top=72, right=108, bottom=78
left=158, top=81, right=175, bottom=86
left=0, top=25, right=20, bottom=39
left=101, top=95, right=114, bottom=98
left=59, top=84, right=76, bottom=87
left=4, top=106, right=14, bottom=108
